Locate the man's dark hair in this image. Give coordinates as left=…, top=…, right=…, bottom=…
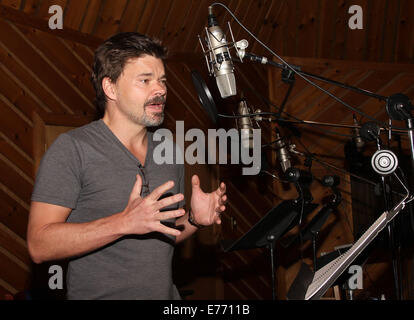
left=91, top=32, right=168, bottom=118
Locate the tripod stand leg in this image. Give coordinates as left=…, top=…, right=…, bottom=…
left=267, top=235, right=277, bottom=300
left=388, top=222, right=402, bottom=300
left=381, top=174, right=402, bottom=300
left=312, top=231, right=318, bottom=272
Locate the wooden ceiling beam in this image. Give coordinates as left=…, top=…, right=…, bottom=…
left=0, top=4, right=203, bottom=65
left=0, top=4, right=103, bottom=49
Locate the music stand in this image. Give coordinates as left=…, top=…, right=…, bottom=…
left=281, top=197, right=340, bottom=270
left=221, top=199, right=318, bottom=300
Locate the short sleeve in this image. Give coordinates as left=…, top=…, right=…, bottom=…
left=31, top=133, right=82, bottom=209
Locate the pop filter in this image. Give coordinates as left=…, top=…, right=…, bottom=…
left=191, top=70, right=218, bottom=125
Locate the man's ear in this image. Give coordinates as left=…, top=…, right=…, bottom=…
left=102, top=77, right=116, bottom=101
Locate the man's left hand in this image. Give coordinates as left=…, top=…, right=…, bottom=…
left=190, top=175, right=227, bottom=226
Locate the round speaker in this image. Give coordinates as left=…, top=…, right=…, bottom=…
left=371, top=150, right=398, bottom=176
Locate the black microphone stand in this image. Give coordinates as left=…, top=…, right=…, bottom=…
left=311, top=184, right=342, bottom=273
left=194, top=48, right=413, bottom=299
left=267, top=233, right=277, bottom=300
left=243, top=52, right=388, bottom=102
left=238, top=55, right=413, bottom=300
left=384, top=94, right=414, bottom=300
left=375, top=136, right=402, bottom=300
left=386, top=93, right=414, bottom=168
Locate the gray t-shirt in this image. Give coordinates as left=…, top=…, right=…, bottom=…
left=31, top=119, right=185, bottom=300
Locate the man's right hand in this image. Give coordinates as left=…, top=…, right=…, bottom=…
left=120, top=174, right=185, bottom=237
left=27, top=174, right=184, bottom=263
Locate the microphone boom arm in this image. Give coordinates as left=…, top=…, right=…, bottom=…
left=217, top=111, right=409, bottom=134
left=243, top=52, right=388, bottom=102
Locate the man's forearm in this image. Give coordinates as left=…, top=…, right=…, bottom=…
left=28, top=212, right=126, bottom=264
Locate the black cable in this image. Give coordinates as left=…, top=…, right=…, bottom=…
left=218, top=112, right=355, bottom=138
left=397, top=167, right=414, bottom=235
left=293, top=137, right=407, bottom=197
left=296, top=139, right=375, bottom=187
left=229, top=65, right=366, bottom=138
left=296, top=182, right=306, bottom=262
left=261, top=137, right=283, bottom=148
left=211, top=2, right=411, bottom=133
left=277, top=80, right=295, bottom=117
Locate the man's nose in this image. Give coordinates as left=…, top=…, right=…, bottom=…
left=152, top=80, right=167, bottom=96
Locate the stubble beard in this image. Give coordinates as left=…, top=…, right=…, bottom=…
left=122, top=94, right=166, bottom=127
left=141, top=107, right=164, bottom=127
left=125, top=106, right=164, bottom=127
left=141, top=94, right=166, bottom=127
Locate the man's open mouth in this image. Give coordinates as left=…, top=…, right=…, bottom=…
left=145, top=104, right=164, bottom=112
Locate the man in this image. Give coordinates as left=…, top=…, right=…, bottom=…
left=27, top=32, right=227, bottom=300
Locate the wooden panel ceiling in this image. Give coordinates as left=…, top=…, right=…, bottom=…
left=0, top=0, right=413, bottom=63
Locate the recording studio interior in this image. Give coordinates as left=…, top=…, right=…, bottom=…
left=0, top=0, right=413, bottom=302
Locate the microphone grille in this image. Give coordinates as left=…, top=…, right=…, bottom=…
left=216, top=73, right=236, bottom=98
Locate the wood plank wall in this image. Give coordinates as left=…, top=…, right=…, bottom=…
left=0, top=18, right=96, bottom=298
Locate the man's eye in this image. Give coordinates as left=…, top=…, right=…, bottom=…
left=140, top=79, right=149, bottom=84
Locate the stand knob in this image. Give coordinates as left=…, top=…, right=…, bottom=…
left=386, top=93, right=413, bottom=121
left=360, top=121, right=381, bottom=142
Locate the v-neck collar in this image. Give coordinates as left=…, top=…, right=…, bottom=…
left=97, top=119, right=152, bottom=168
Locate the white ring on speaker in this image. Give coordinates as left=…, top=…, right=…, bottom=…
left=371, top=150, right=398, bottom=176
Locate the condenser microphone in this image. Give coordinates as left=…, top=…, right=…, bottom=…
left=275, top=130, right=291, bottom=172
left=352, top=114, right=365, bottom=150
left=205, top=6, right=236, bottom=98
left=238, top=99, right=253, bottom=149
